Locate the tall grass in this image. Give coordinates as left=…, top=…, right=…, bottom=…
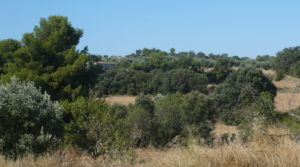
left=1, top=132, right=300, bottom=167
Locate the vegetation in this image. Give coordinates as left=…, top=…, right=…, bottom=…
left=213, top=67, right=277, bottom=125
left=1, top=15, right=300, bottom=166
left=0, top=16, right=100, bottom=100
left=62, top=97, right=130, bottom=157
left=0, top=77, right=63, bottom=159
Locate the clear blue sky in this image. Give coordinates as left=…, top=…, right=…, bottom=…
left=1, top=0, right=300, bottom=58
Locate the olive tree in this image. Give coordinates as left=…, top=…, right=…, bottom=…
left=0, top=77, right=63, bottom=159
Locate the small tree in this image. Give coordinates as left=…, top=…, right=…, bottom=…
left=0, top=77, right=63, bottom=159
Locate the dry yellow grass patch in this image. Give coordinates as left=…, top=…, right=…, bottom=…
left=262, top=69, right=276, bottom=76
left=275, top=93, right=300, bottom=112
left=272, top=75, right=300, bottom=112
left=274, top=76, right=300, bottom=89
left=104, top=96, right=136, bottom=106
left=214, top=122, right=238, bottom=136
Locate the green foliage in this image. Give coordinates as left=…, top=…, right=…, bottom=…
left=154, top=94, right=184, bottom=146
left=124, top=92, right=216, bottom=147
left=0, top=77, right=63, bottom=159
left=62, top=97, right=130, bottom=156
left=95, top=68, right=208, bottom=96
left=207, top=57, right=233, bottom=83
left=162, top=69, right=208, bottom=94
left=229, top=92, right=279, bottom=141
left=0, top=16, right=100, bottom=100
left=126, top=95, right=157, bottom=147
left=275, top=71, right=284, bottom=81
left=109, top=104, right=128, bottom=119
left=154, top=92, right=216, bottom=146
left=273, top=46, right=300, bottom=78
left=214, top=67, right=277, bottom=125
left=180, top=91, right=216, bottom=143
left=279, top=109, right=300, bottom=141
left=0, top=39, right=21, bottom=74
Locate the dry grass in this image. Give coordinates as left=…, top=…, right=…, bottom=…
left=274, top=76, right=300, bottom=89
left=273, top=75, right=300, bottom=112
left=148, top=136, right=300, bottom=167
left=2, top=133, right=300, bottom=167
left=214, top=122, right=238, bottom=136
left=275, top=93, right=300, bottom=112
left=262, top=69, right=276, bottom=77
left=104, top=96, right=136, bottom=106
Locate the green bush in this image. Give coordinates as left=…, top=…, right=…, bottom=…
left=0, top=77, right=63, bottom=159
left=62, top=97, right=130, bottom=157
left=180, top=91, right=216, bottom=144
left=126, top=95, right=157, bottom=147
left=213, top=67, right=277, bottom=125
left=154, top=94, right=184, bottom=146
left=153, top=92, right=216, bottom=146
left=275, top=71, right=285, bottom=81
left=162, top=69, right=208, bottom=94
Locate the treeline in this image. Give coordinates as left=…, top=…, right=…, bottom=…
left=96, top=68, right=208, bottom=95
left=0, top=15, right=299, bottom=160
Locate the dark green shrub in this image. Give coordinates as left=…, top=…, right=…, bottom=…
left=109, top=104, right=128, bottom=119
left=180, top=91, right=216, bottom=144
left=0, top=77, right=63, bottom=159
left=154, top=94, right=184, bottom=146
left=275, top=71, right=285, bottom=81
left=162, top=69, right=208, bottom=94
left=153, top=92, right=216, bottom=146
left=126, top=95, right=157, bottom=147
left=213, top=67, right=277, bottom=125
left=207, top=57, right=233, bottom=84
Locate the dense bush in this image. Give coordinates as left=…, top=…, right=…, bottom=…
left=125, top=95, right=157, bottom=147
left=124, top=92, right=216, bottom=147
left=62, top=97, right=130, bottom=156
left=154, top=92, right=216, bottom=145
left=213, top=67, right=277, bottom=125
left=161, top=69, right=208, bottom=94
left=0, top=77, right=64, bottom=159
left=207, top=57, right=233, bottom=84
left=154, top=94, right=184, bottom=146
left=273, top=46, right=300, bottom=78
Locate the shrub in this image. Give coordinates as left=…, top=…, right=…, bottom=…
left=0, top=77, right=63, bottom=159
left=109, top=104, right=128, bottom=119
left=213, top=67, right=277, bottom=125
left=162, top=69, right=208, bottom=94
left=62, top=97, right=130, bottom=157
left=154, top=94, right=184, bottom=146
left=126, top=95, right=157, bottom=147
left=275, top=71, right=285, bottom=81
left=180, top=91, right=216, bottom=144
left=153, top=92, right=216, bottom=146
